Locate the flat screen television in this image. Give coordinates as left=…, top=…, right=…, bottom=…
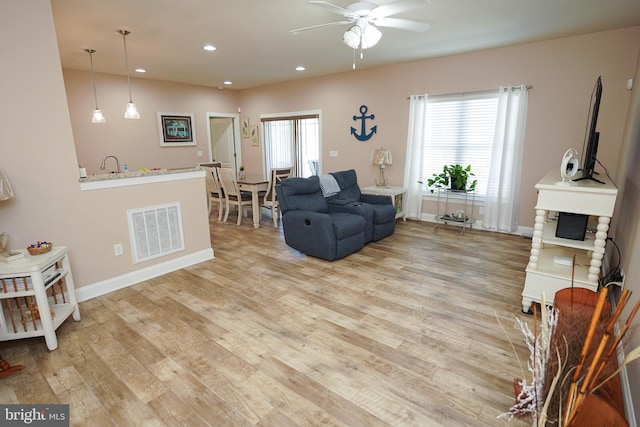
left=574, top=76, right=604, bottom=184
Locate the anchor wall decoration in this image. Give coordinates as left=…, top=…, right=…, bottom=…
left=351, top=105, right=377, bottom=142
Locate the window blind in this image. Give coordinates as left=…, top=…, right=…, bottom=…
left=421, top=94, right=499, bottom=197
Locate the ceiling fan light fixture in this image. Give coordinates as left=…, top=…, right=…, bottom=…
left=343, top=20, right=381, bottom=50
left=361, top=24, right=381, bottom=49
left=343, top=25, right=361, bottom=49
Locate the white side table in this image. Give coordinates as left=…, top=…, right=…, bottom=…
left=361, top=185, right=408, bottom=220
left=0, top=246, right=80, bottom=350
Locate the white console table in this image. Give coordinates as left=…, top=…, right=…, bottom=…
left=521, top=170, right=617, bottom=313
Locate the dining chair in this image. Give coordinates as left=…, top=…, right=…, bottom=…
left=262, top=167, right=294, bottom=228
left=202, top=166, right=224, bottom=222
left=216, top=167, right=252, bottom=225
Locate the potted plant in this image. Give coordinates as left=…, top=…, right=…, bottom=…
left=422, top=164, right=477, bottom=192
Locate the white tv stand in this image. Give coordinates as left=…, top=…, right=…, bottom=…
left=521, top=169, right=617, bottom=313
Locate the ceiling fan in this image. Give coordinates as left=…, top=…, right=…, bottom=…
left=291, top=0, right=431, bottom=52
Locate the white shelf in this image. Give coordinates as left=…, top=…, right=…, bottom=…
left=0, top=246, right=80, bottom=350
left=0, top=295, right=74, bottom=339
left=541, top=221, right=595, bottom=251
left=0, top=268, right=67, bottom=295
left=526, top=246, right=592, bottom=285
left=521, top=170, right=617, bottom=313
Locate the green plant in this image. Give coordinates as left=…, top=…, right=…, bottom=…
left=421, top=164, right=477, bottom=192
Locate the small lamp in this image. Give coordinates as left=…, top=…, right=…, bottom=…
left=117, top=29, right=140, bottom=119
left=371, top=148, right=392, bottom=186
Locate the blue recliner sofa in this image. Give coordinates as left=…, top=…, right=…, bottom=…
left=327, top=169, right=396, bottom=242
left=276, top=176, right=366, bottom=261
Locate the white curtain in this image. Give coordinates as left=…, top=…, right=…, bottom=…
left=482, top=85, right=528, bottom=232
left=264, top=120, right=295, bottom=172
left=403, top=95, right=428, bottom=219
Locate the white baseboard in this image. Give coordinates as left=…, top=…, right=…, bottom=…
left=75, top=248, right=214, bottom=302
left=620, top=363, right=637, bottom=427
left=418, top=213, right=534, bottom=237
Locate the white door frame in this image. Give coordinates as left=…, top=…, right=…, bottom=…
left=260, top=109, right=322, bottom=176
left=206, top=112, right=242, bottom=174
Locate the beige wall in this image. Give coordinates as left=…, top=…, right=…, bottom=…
left=612, top=51, right=640, bottom=421
left=64, top=69, right=240, bottom=175
left=0, top=0, right=212, bottom=291
left=237, top=27, right=640, bottom=227
left=65, top=27, right=640, bottom=229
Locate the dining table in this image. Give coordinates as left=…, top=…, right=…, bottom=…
left=237, top=173, right=270, bottom=228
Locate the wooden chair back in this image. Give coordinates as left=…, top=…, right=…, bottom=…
left=264, top=167, right=294, bottom=203
left=263, top=167, right=294, bottom=227
left=202, top=166, right=224, bottom=221
left=217, top=167, right=252, bottom=225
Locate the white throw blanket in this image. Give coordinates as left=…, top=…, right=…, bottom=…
left=318, top=174, right=341, bottom=197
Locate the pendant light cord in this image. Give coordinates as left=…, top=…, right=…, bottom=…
left=86, top=49, right=99, bottom=109
left=119, top=30, right=134, bottom=103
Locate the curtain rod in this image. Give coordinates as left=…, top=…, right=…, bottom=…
left=407, top=85, right=532, bottom=100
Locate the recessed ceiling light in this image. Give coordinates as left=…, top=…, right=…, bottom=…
left=223, top=81, right=232, bottom=85
left=135, top=68, right=146, bottom=73
left=203, top=44, right=216, bottom=51
left=296, top=66, right=306, bottom=71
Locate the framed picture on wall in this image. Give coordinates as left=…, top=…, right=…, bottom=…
left=249, top=124, right=259, bottom=147
left=241, top=117, right=250, bottom=138
left=158, top=112, right=197, bottom=147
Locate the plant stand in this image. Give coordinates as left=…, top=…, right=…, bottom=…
left=434, top=188, right=476, bottom=234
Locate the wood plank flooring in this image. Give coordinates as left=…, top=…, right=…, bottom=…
left=0, top=214, right=536, bottom=426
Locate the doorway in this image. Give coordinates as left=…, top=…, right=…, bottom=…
left=261, top=110, right=321, bottom=177
left=206, top=112, right=242, bottom=175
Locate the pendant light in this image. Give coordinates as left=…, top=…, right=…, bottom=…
left=117, top=29, right=140, bottom=119
left=85, top=49, right=106, bottom=123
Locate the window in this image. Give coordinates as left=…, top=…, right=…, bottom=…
left=420, top=93, right=499, bottom=197
left=262, top=113, right=320, bottom=177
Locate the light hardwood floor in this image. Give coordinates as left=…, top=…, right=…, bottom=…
left=1, top=214, right=535, bottom=426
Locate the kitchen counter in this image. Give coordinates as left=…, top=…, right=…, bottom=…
left=79, top=167, right=205, bottom=191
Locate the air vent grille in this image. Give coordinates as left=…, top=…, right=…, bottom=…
left=128, top=202, right=185, bottom=264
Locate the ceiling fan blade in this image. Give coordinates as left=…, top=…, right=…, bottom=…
left=370, top=0, right=430, bottom=19
left=374, top=17, right=431, bottom=32
left=290, top=20, right=352, bottom=34
left=309, top=1, right=348, bottom=15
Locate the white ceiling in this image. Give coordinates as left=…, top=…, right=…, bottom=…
left=51, top=0, right=640, bottom=90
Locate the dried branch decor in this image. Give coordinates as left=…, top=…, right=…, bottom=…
left=499, top=288, right=640, bottom=426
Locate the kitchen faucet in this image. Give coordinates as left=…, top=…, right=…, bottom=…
left=100, top=155, right=121, bottom=173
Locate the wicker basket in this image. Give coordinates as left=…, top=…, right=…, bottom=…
left=27, top=242, right=52, bottom=255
